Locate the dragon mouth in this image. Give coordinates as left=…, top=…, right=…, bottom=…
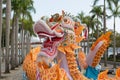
left=39, top=36, right=64, bottom=60
left=33, top=20, right=64, bottom=59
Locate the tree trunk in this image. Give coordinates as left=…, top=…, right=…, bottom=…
left=1, top=32, right=5, bottom=63
left=19, top=31, right=22, bottom=65
left=5, top=0, right=11, bottom=73
left=2, top=48, right=4, bottom=62
left=26, top=32, right=31, bottom=54
left=24, top=32, right=26, bottom=56
left=96, top=15, right=99, bottom=38
left=103, top=0, right=107, bottom=67
left=18, top=39, right=20, bottom=65
left=91, top=28, right=94, bottom=44
left=21, top=26, right=24, bottom=63
left=0, top=0, right=3, bottom=77
left=14, top=17, right=19, bottom=67
left=113, top=16, right=116, bottom=68
left=10, top=16, right=15, bottom=70
left=87, top=27, right=90, bottom=54
left=106, top=48, right=108, bottom=60
left=103, top=0, right=106, bottom=34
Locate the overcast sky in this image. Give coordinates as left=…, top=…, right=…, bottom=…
left=32, top=0, right=120, bottom=34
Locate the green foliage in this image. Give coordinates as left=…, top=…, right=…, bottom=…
left=2, top=0, right=120, bottom=43
left=90, top=5, right=103, bottom=19
left=108, top=29, right=120, bottom=47
left=22, top=19, right=35, bottom=36
left=19, top=0, right=36, bottom=20
left=108, top=0, right=120, bottom=18
left=11, top=0, right=36, bottom=36
left=1, top=0, right=36, bottom=47
left=76, top=11, right=85, bottom=22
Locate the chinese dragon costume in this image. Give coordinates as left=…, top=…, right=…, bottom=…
left=23, top=11, right=120, bottom=80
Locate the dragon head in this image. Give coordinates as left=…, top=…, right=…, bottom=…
left=33, top=11, right=86, bottom=63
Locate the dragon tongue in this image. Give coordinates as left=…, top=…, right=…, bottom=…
left=40, top=37, right=63, bottom=59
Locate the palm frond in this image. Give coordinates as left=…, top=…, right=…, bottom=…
left=107, top=0, right=112, bottom=9
left=93, top=0, right=99, bottom=6
left=27, top=6, right=36, bottom=13
left=91, top=15, right=96, bottom=19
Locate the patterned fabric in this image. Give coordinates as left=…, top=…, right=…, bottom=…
left=86, top=32, right=111, bottom=67
left=39, top=64, right=69, bottom=80
left=23, top=46, right=69, bottom=80
left=78, top=51, right=88, bottom=69
left=98, top=69, right=120, bottom=80
left=23, top=47, right=41, bottom=80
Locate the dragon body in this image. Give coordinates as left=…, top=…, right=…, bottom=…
left=23, top=11, right=119, bottom=80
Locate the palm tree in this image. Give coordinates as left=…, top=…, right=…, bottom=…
left=0, top=0, right=3, bottom=77
left=93, top=0, right=112, bottom=66
left=76, top=11, right=85, bottom=23
left=22, top=19, right=35, bottom=54
left=93, top=0, right=112, bottom=32
left=5, top=0, right=11, bottom=73
left=10, top=0, right=35, bottom=65
left=19, top=0, right=35, bottom=62
left=109, top=0, right=120, bottom=68
left=26, top=31, right=31, bottom=54
left=10, top=15, right=15, bottom=70
left=14, top=16, right=19, bottom=67
left=90, top=18, right=102, bottom=43
left=10, top=0, right=20, bottom=68
left=1, top=18, right=6, bottom=63
left=11, top=0, right=21, bottom=67
left=90, top=6, right=103, bottom=38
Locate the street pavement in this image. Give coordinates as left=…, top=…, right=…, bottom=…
left=0, top=63, right=23, bottom=80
